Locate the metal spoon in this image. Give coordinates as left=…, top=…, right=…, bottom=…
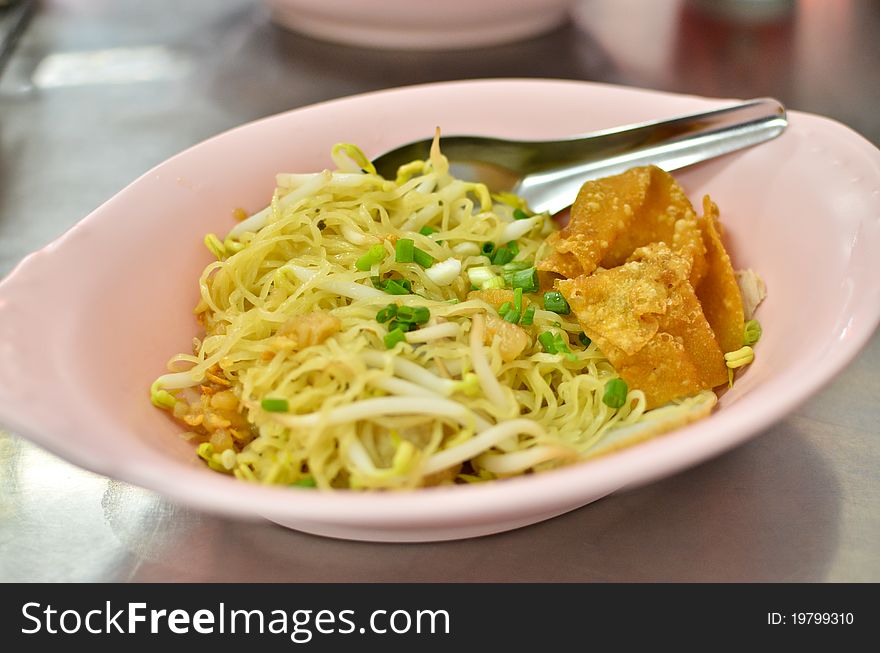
left=372, top=98, right=787, bottom=214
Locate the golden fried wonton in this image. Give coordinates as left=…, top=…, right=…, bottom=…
left=558, top=243, right=728, bottom=409
left=695, top=196, right=745, bottom=353
left=537, top=166, right=707, bottom=287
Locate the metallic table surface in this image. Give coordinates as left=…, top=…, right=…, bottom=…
left=1, top=0, right=878, bottom=582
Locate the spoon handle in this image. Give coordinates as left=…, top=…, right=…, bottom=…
left=519, top=98, right=787, bottom=214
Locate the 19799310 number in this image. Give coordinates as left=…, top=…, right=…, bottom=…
left=768, top=613, right=854, bottom=625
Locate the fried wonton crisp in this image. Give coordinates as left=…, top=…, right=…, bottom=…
left=558, top=243, right=728, bottom=409
left=695, top=196, right=745, bottom=353
left=538, top=166, right=707, bottom=286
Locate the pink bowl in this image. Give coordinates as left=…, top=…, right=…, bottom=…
left=1, top=79, right=878, bottom=541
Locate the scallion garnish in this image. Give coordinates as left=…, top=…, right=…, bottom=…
left=491, top=245, right=515, bottom=265
left=503, top=287, right=523, bottom=323
left=355, top=243, right=386, bottom=271
left=388, top=319, right=416, bottom=333
left=376, top=304, right=398, bottom=323
left=413, top=247, right=434, bottom=268
left=538, top=331, right=556, bottom=352
left=261, top=398, right=289, bottom=412
left=520, top=305, right=536, bottom=326
left=419, top=226, right=437, bottom=236
left=510, top=267, right=539, bottom=293
left=384, top=327, right=406, bottom=349
left=481, top=242, right=496, bottom=257
left=396, top=305, right=430, bottom=325
left=543, top=291, right=570, bottom=315
left=602, top=378, right=628, bottom=409
left=411, top=306, right=430, bottom=324
left=502, top=261, right=531, bottom=272
left=513, top=208, right=531, bottom=220
left=372, top=277, right=411, bottom=295
left=503, top=308, right=521, bottom=324
left=291, top=477, right=317, bottom=488
left=538, top=331, right=577, bottom=361
left=743, top=319, right=762, bottom=346
left=395, top=238, right=415, bottom=263
left=579, top=332, right=591, bottom=347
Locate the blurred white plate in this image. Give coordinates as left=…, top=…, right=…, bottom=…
left=264, top=0, right=573, bottom=49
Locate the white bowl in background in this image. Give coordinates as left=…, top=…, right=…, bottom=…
left=264, top=0, right=574, bottom=50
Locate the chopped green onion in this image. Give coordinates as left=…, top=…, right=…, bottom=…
left=503, top=307, right=521, bottom=324
left=261, top=398, right=289, bottom=412
left=396, top=305, right=430, bottom=325
left=413, top=247, right=434, bottom=268
left=491, top=245, right=515, bottom=265
left=602, top=378, right=628, bottom=409
left=579, top=332, right=591, bottom=347
left=543, top=291, right=570, bottom=315
left=502, top=261, right=531, bottom=272
left=356, top=243, right=386, bottom=271
left=557, top=338, right=577, bottom=361
left=538, top=331, right=576, bottom=361
left=419, top=226, right=437, bottom=236
left=481, top=242, right=496, bottom=256
left=387, top=280, right=411, bottom=295
left=411, top=306, right=430, bottom=324
left=388, top=319, right=416, bottom=333
left=382, top=281, right=409, bottom=295
left=506, top=240, right=520, bottom=257
left=743, top=319, right=762, bottom=346
left=506, top=287, right=524, bottom=322
left=384, top=327, right=406, bottom=349
left=510, top=267, right=539, bottom=293
left=538, top=331, right=557, bottom=352
left=520, top=305, right=536, bottom=326
left=513, top=208, right=531, bottom=220
left=467, top=266, right=502, bottom=290
left=291, top=477, right=317, bottom=488
left=498, top=301, right=512, bottom=315
left=372, top=277, right=411, bottom=295
left=395, top=238, right=415, bottom=263
left=395, top=305, right=416, bottom=322
left=376, top=304, right=398, bottom=323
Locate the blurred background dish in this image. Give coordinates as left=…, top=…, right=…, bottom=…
left=264, top=0, right=575, bottom=49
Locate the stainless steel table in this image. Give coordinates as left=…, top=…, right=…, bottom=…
left=1, top=0, right=878, bottom=582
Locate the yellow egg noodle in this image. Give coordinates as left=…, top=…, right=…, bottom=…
left=151, top=135, right=718, bottom=489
